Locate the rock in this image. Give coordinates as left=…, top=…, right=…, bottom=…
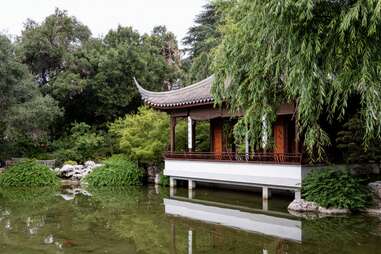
left=57, top=187, right=93, bottom=201
left=318, top=207, right=350, bottom=214
left=288, top=199, right=319, bottom=212
left=56, top=162, right=103, bottom=181
left=369, top=181, right=381, bottom=200
left=84, top=161, right=96, bottom=168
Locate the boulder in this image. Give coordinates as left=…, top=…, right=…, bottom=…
left=288, top=199, right=319, bottom=212
left=318, top=207, right=350, bottom=214
left=84, top=161, right=96, bottom=168
left=369, top=181, right=381, bottom=200
left=56, top=161, right=103, bottom=181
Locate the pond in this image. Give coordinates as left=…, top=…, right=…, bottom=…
left=0, top=186, right=380, bottom=254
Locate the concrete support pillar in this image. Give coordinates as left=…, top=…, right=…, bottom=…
left=262, top=198, right=268, bottom=211
left=294, top=190, right=301, bottom=200
left=188, top=230, right=194, bottom=254
left=262, top=186, right=271, bottom=200
left=170, top=223, right=176, bottom=254
left=170, top=187, right=176, bottom=197
left=188, top=189, right=195, bottom=199
left=188, top=179, right=196, bottom=190
left=170, top=177, right=177, bottom=188
left=170, top=177, right=177, bottom=197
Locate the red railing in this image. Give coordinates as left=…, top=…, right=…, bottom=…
left=165, top=151, right=302, bottom=164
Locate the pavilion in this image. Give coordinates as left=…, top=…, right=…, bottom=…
left=135, top=76, right=307, bottom=199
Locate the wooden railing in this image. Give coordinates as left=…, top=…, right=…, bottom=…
left=165, top=151, right=302, bottom=164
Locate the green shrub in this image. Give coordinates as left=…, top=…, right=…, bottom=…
left=52, top=122, right=105, bottom=164
left=0, top=160, right=60, bottom=187
left=84, top=155, right=143, bottom=187
left=302, top=168, right=371, bottom=210
left=108, top=107, right=168, bottom=166
left=158, top=174, right=169, bottom=187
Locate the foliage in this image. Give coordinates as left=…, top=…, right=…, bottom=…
left=53, top=122, right=105, bottom=164
left=172, top=119, right=210, bottom=152
left=17, top=8, right=91, bottom=85
left=183, top=2, right=231, bottom=83
left=302, top=168, right=371, bottom=209
left=212, top=0, right=381, bottom=162
left=84, top=155, right=143, bottom=186
left=0, top=160, right=59, bottom=187
left=158, top=174, right=170, bottom=187
left=4, top=95, right=62, bottom=143
left=42, top=25, right=182, bottom=128
left=336, top=114, right=381, bottom=163
left=0, top=34, right=63, bottom=159
left=109, top=107, right=169, bottom=165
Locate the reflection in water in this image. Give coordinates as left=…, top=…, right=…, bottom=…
left=0, top=186, right=380, bottom=254
left=164, top=198, right=302, bottom=241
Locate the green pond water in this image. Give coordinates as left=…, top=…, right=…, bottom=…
left=0, top=186, right=380, bottom=254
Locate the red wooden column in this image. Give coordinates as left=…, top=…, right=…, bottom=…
left=273, top=117, right=285, bottom=159
left=211, top=118, right=223, bottom=159
left=170, top=116, right=176, bottom=153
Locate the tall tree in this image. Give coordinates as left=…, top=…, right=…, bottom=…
left=43, top=25, right=182, bottom=127
left=17, top=8, right=91, bottom=85
left=0, top=35, right=62, bottom=158
left=183, top=2, right=231, bottom=83
left=212, top=0, right=381, bottom=161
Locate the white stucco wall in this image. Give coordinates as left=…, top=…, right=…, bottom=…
left=164, top=160, right=302, bottom=188
left=164, top=199, right=302, bottom=241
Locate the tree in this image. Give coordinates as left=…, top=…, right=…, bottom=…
left=0, top=34, right=63, bottom=158
left=35, top=24, right=182, bottom=128
left=212, top=0, right=381, bottom=161
left=17, top=8, right=91, bottom=85
left=4, top=95, right=62, bottom=143
left=109, top=107, right=169, bottom=166
left=336, top=114, right=381, bottom=163
left=183, top=2, right=231, bottom=83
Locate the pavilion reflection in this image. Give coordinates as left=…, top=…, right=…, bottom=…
left=165, top=189, right=302, bottom=254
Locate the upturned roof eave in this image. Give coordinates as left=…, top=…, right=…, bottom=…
left=134, top=75, right=215, bottom=109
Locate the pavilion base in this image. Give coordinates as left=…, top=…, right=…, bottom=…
left=165, top=159, right=303, bottom=200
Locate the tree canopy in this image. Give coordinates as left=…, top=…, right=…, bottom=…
left=212, top=0, right=381, bottom=161
left=0, top=35, right=62, bottom=158
left=1, top=8, right=183, bottom=160
left=182, top=2, right=231, bottom=83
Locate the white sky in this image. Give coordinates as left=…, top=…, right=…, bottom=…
left=0, top=0, right=208, bottom=47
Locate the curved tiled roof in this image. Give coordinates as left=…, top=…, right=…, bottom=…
left=134, top=76, right=214, bottom=109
